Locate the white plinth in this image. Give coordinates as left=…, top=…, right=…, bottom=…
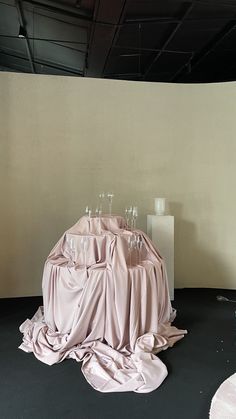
left=147, top=215, right=174, bottom=300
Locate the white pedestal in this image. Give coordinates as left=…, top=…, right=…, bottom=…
left=147, top=215, right=174, bottom=300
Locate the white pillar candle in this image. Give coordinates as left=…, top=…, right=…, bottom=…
left=155, top=198, right=166, bottom=215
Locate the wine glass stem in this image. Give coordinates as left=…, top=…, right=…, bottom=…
left=109, top=202, right=112, bottom=215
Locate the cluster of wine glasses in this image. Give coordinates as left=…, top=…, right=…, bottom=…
left=85, top=206, right=101, bottom=218
left=125, top=206, right=138, bottom=230
left=67, top=236, right=89, bottom=268
left=85, top=192, right=115, bottom=217
left=127, top=233, right=143, bottom=266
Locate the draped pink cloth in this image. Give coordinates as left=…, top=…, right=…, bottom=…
left=19, top=215, right=187, bottom=393
left=210, top=373, right=236, bottom=419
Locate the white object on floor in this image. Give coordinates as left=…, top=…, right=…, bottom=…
left=147, top=215, right=174, bottom=300
left=210, top=373, right=236, bottom=419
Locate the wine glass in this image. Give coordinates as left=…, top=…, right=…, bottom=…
left=137, top=234, right=143, bottom=265
left=81, top=236, right=89, bottom=267
left=85, top=206, right=92, bottom=218
left=127, top=234, right=137, bottom=267
left=95, top=206, right=102, bottom=234
left=125, top=207, right=130, bottom=228
left=127, top=235, right=133, bottom=267
left=107, top=192, right=114, bottom=215
left=98, top=192, right=105, bottom=214
left=126, top=206, right=133, bottom=229
left=132, top=206, right=138, bottom=230
left=68, top=237, right=76, bottom=267
left=132, top=234, right=139, bottom=265
left=125, top=206, right=132, bottom=229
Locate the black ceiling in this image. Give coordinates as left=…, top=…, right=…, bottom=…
left=1, top=0, right=236, bottom=83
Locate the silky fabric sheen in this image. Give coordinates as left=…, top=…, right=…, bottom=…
left=210, top=373, right=236, bottom=419
left=19, top=215, right=187, bottom=393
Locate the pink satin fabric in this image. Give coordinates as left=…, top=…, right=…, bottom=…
left=19, top=215, right=187, bottom=393
left=210, top=373, right=236, bottom=419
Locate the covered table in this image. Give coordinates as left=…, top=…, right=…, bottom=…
left=19, top=215, right=186, bottom=393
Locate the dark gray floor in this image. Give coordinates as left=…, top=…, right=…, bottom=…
left=1, top=288, right=236, bottom=419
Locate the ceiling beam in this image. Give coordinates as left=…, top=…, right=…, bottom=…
left=171, top=20, right=236, bottom=82
left=85, top=0, right=127, bottom=77
left=143, top=1, right=195, bottom=79
left=104, top=72, right=141, bottom=78
left=197, top=0, right=236, bottom=9
left=15, top=0, right=36, bottom=73
left=114, top=45, right=193, bottom=55
left=123, top=16, right=236, bottom=24
left=0, top=34, right=87, bottom=46
left=0, top=48, right=83, bottom=75
left=22, top=0, right=91, bottom=20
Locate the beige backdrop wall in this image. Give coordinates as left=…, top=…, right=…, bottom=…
left=0, top=72, right=236, bottom=297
